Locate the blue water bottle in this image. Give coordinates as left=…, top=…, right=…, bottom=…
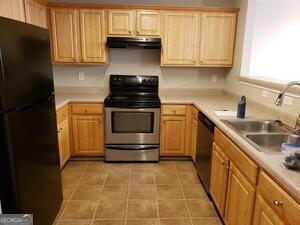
left=237, top=96, right=246, bottom=119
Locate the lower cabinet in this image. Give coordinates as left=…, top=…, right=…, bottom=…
left=160, top=115, right=186, bottom=156
left=56, top=105, right=70, bottom=168
left=210, top=143, right=229, bottom=217
left=57, top=119, right=70, bottom=168
left=253, top=194, right=285, bottom=225
left=225, top=163, right=256, bottom=225
left=70, top=103, right=104, bottom=156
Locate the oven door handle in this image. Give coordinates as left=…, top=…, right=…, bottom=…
left=106, top=145, right=159, bottom=151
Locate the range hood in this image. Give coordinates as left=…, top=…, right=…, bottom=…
left=106, top=37, right=161, bottom=49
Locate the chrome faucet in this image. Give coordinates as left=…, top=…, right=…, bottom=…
left=275, top=81, right=300, bottom=133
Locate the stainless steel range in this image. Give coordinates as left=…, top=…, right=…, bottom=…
left=104, top=75, right=161, bottom=162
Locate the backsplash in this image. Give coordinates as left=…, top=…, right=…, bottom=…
left=53, top=48, right=227, bottom=89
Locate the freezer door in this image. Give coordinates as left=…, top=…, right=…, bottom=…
left=0, top=17, right=54, bottom=112
left=0, top=96, right=62, bottom=225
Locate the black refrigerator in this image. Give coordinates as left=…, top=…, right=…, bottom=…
left=0, top=17, right=62, bottom=225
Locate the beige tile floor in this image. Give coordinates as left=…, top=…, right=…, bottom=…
left=54, top=160, right=222, bottom=225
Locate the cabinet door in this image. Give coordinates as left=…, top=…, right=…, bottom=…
left=253, top=194, right=285, bottom=225
left=58, top=119, right=70, bottom=168
left=210, top=143, right=230, bottom=217
left=199, top=12, right=237, bottom=66
left=191, top=118, right=198, bottom=162
left=161, top=116, right=186, bottom=156
left=136, top=10, right=160, bottom=36
left=108, top=10, right=134, bottom=36
left=24, top=0, right=47, bottom=28
left=80, top=9, right=107, bottom=63
left=50, top=8, right=79, bottom=63
left=225, top=163, right=256, bottom=225
left=0, top=0, right=25, bottom=22
left=162, top=12, right=199, bottom=65
left=72, top=115, right=104, bottom=156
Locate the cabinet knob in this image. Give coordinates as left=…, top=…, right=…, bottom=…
left=136, top=30, right=139, bottom=34
left=173, top=110, right=176, bottom=114
left=85, top=109, right=88, bottom=113
left=273, top=200, right=283, bottom=207
left=129, top=30, right=132, bottom=34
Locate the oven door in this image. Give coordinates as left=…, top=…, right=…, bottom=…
left=105, top=107, right=160, bottom=144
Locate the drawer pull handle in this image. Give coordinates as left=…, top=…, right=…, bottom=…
left=63, top=113, right=68, bottom=116
left=273, top=200, right=283, bottom=207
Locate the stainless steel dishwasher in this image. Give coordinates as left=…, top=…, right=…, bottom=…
left=195, top=111, right=215, bottom=194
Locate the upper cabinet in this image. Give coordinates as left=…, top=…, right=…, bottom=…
left=24, top=0, right=47, bottom=28
left=161, top=12, right=199, bottom=65
left=50, top=8, right=80, bottom=63
left=108, top=10, right=135, bottom=36
left=199, top=12, right=237, bottom=66
left=0, top=0, right=26, bottom=22
left=80, top=9, right=107, bottom=63
left=136, top=10, right=160, bottom=36
left=107, top=9, right=161, bottom=37
left=49, top=8, right=107, bottom=64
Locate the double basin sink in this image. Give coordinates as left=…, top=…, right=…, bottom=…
left=222, top=119, right=300, bottom=154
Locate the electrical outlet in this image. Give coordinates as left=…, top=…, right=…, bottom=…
left=78, top=72, right=85, bottom=81
left=283, top=96, right=294, bottom=106
left=211, top=74, right=218, bottom=82
left=262, top=90, right=269, bottom=98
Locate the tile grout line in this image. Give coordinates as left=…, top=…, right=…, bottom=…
left=154, top=164, right=161, bottom=225
left=57, top=161, right=89, bottom=223
left=124, top=163, right=132, bottom=225
left=174, top=161, right=195, bottom=225
left=90, top=162, right=108, bottom=224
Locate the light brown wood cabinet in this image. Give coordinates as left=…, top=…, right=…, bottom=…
left=107, top=9, right=161, bottom=37
left=225, top=163, right=256, bottom=225
left=253, top=194, right=285, bottom=225
left=199, top=12, right=237, bottom=66
left=49, top=8, right=107, bottom=64
left=212, top=128, right=257, bottom=225
left=108, top=10, right=135, bottom=36
left=70, top=103, right=104, bottom=156
left=210, top=143, right=229, bottom=217
left=56, top=106, right=70, bottom=168
left=0, top=0, right=26, bottom=22
left=50, top=8, right=80, bottom=63
left=136, top=10, right=160, bottom=36
left=160, top=115, right=186, bottom=156
left=161, top=12, right=199, bottom=65
left=80, top=9, right=107, bottom=63
left=24, top=0, right=47, bottom=28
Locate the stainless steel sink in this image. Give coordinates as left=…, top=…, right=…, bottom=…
left=222, top=119, right=297, bottom=154
left=246, top=134, right=290, bottom=153
left=223, top=119, right=288, bottom=134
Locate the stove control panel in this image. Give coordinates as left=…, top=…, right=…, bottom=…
left=110, top=75, right=159, bottom=89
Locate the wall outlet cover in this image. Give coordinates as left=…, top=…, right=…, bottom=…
left=283, top=96, right=294, bottom=106
left=211, top=74, right=218, bottom=82
left=78, top=72, right=85, bottom=81
left=262, top=90, right=269, bottom=98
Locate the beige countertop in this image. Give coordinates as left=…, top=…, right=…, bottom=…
left=55, top=92, right=300, bottom=202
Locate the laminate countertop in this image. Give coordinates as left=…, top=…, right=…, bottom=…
left=55, top=92, right=300, bottom=202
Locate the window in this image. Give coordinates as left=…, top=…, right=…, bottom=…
left=241, top=0, right=300, bottom=83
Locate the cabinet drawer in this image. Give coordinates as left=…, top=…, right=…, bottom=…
left=162, top=105, right=187, bottom=116
left=214, top=128, right=258, bottom=186
left=57, top=105, right=68, bottom=124
left=71, top=103, right=103, bottom=115
left=258, top=171, right=300, bottom=225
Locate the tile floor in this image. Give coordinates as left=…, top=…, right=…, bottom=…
left=54, top=160, right=222, bottom=225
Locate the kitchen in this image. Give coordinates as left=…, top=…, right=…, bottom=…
left=0, top=0, right=299, bottom=225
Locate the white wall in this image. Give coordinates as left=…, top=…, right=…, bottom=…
left=53, top=49, right=226, bottom=89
